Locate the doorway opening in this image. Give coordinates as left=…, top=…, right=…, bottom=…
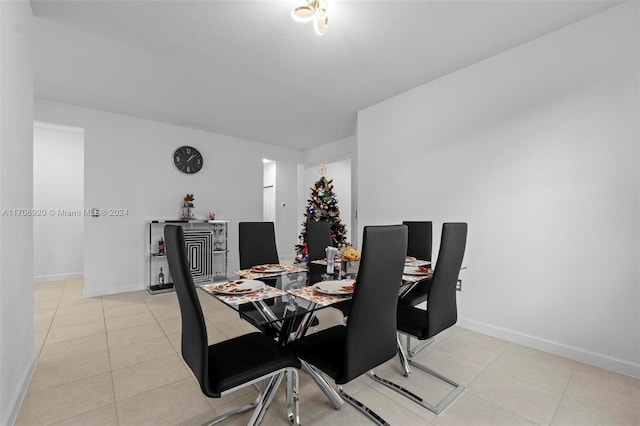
left=33, top=121, right=85, bottom=285
left=263, top=159, right=276, bottom=222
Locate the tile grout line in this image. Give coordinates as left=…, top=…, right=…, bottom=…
left=100, top=291, right=122, bottom=426
left=463, top=390, right=546, bottom=426
left=34, top=281, right=65, bottom=361
left=548, top=369, right=572, bottom=426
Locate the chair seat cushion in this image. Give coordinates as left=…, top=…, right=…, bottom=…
left=286, top=325, right=346, bottom=382
left=398, top=278, right=431, bottom=306
left=397, top=305, right=430, bottom=340
left=207, top=332, right=301, bottom=395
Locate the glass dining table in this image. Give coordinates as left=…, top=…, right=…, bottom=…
left=198, top=260, right=433, bottom=410
left=200, top=263, right=356, bottom=341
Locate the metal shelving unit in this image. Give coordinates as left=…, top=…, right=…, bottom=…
left=147, top=219, right=230, bottom=295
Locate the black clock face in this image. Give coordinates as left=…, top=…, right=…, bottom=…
left=173, top=146, right=203, bottom=174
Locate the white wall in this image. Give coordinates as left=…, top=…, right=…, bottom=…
left=357, top=3, right=639, bottom=376
left=35, top=99, right=302, bottom=297
left=302, top=159, right=352, bottom=244
left=0, top=1, right=35, bottom=424
left=33, top=122, right=84, bottom=281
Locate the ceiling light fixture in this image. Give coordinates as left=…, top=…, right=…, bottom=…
left=291, top=0, right=328, bottom=35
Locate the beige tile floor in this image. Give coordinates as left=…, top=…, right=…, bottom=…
left=17, top=279, right=639, bottom=426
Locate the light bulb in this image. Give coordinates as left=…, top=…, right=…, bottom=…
left=313, top=14, right=328, bottom=35
left=291, top=5, right=315, bottom=23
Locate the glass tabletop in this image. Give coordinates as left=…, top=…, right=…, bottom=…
left=199, top=263, right=354, bottom=327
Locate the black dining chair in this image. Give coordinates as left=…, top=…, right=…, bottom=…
left=305, top=220, right=333, bottom=261
left=398, top=221, right=433, bottom=307
left=374, top=222, right=467, bottom=415
left=164, top=225, right=301, bottom=425
left=287, top=225, right=408, bottom=425
left=405, top=221, right=433, bottom=262
left=239, top=222, right=279, bottom=269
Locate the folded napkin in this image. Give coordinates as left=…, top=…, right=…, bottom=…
left=234, top=264, right=307, bottom=279
left=200, top=284, right=285, bottom=306
left=287, top=287, right=350, bottom=307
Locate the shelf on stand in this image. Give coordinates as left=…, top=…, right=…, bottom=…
left=148, top=282, right=175, bottom=295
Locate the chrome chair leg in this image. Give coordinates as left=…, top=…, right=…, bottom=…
left=396, top=334, right=411, bottom=376
left=370, top=352, right=465, bottom=415
left=369, top=370, right=428, bottom=409
left=300, top=360, right=344, bottom=410
left=248, top=373, right=284, bottom=425
left=337, top=386, right=390, bottom=426
left=406, top=334, right=435, bottom=357
left=202, top=399, right=259, bottom=426
left=285, top=369, right=300, bottom=425
left=405, top=358, right=464, bottom=414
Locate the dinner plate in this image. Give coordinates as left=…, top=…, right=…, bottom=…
left=250, top=264, right=287, bottom=273
left=312, top=280, right=356, bottom=295
left=208, top=280, right=265, bottom=295
left=403, top=266, right=432, bottom=276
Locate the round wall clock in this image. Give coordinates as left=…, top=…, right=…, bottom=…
left=173, top=146, right=203, bottom=174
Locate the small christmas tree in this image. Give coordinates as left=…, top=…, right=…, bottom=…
left=295, top=176, right=348, bottom=261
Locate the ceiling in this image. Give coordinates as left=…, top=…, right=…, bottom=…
left=30, top=0, right=621, bottom=150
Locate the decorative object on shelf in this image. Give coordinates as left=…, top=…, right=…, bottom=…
left=173, top=146, right=203, bottom=174
left=325, top=246, right=338, bottom=274
left=181, top=193, right=195, bottom=220
left=158, top=267, right=165, bottom=285
left=291, top=0, right=328, bottom=35
left=158, top=237, right=165, bottom=254
left=295, top=174, right=348, bottom=262
left=208, top=211, right=216, bottom=220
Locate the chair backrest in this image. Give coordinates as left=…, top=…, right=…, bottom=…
left=427, top=222, right=467, bottom=338
left=305, top=220, right=333, bottom=261
left=403, top=221, right=432, bottom=261
left=164, top=225, right=217, bottom=396
left=341, top=225, right=407, bottom=383
left=238, top=222, right=280, bottom=269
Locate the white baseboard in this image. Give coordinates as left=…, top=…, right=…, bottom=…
left=33, top=272, right=83, bottom=282
left=457, top=317, right=640, bottom=378
left=83, top=282, right=146, bottom=298
left=3, top=353, right=36, bottom=426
